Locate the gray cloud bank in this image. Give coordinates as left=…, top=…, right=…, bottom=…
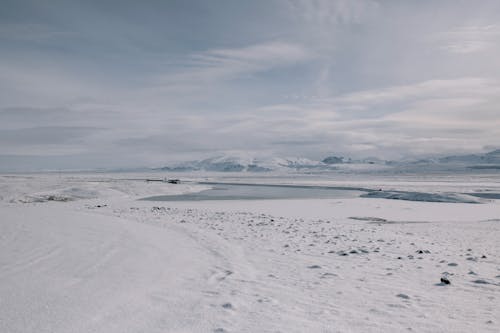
left=1, top=0, right=499, bottom=170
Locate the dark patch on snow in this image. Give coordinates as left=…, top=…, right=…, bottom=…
left=221, top=303, right=233, bottom=309
left=361, top=190, right=479, bottom=203
left=467, top=192, right=500, bottom=199
left=472, top=279, right=491, bottom=285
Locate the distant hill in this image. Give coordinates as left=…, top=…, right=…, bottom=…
left=438, top=149, right=500, bottom=165
left=154, top=149, right=500, bottom=173
left=156, top=154, right=386, bottom=173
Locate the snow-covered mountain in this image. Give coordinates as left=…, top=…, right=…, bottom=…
left=156, top=155, right=329, bottom=172
left=321, top=156, right=347, bottom=164
left=155, top=149, right=500, bottom=173
left=393, top=149, right=500, bottom=172
left=438, top=149, right=500, bottom=165
left=156, top=154, right=386, bottom=172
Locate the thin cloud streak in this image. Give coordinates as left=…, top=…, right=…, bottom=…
left=152, top=42, right=313, bottom=93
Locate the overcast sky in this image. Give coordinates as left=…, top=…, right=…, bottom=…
left=1, top=0, right=500, bottom=170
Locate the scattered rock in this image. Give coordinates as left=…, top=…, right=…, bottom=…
left=47, top=195, right=71, bottom=202
left=214, top=328, right=226, bottom=333
left=221, top=303, right=233, bottom=309
left=440, top=277, right=451, bottom=285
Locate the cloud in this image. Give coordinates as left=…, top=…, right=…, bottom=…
left=0, top=126, right=101, bottom=144
left=0, top=126, right=104, bottom=155
left=0, top=22, right=72, bottom=41
left=0, top=62, right=108, bottom=107
left=2, top=1, right=500, bottom=170
left=3, top=76, right=497, bottom=163
left=199, top=42, right=311, bottom=66
left=286, top=0, right=379, bottom=25
left=0, top=106, right=122, bottom=130
left=152, top=42, right=312, bottom=93
left=235, top=77, right=500, bottom=158
left=439, top=25, right=500, bottom=54
left=330, top=77, right=500, bottom=110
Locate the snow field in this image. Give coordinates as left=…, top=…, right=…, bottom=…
left=1, top=173, right=499, bottom=332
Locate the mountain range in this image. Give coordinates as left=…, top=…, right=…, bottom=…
left=155, top=149, right=500, bottom=173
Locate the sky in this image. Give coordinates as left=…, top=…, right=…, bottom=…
left=1, top=0, right=500, bottom=170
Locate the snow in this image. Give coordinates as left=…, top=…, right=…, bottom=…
left=1, top=172, right=499, bottom=332
left=157, top=155, right=330, bottom=172
left=155, top=149, right=500, bottom=173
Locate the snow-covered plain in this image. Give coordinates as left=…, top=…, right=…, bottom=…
left=1, top=172, right=499, bottom=332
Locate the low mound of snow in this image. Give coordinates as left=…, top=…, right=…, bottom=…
left=18, top=187, right=100, bottom=203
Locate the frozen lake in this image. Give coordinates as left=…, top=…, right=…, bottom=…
left=140, top=181, right=497, bottom=203
left=142, top=183, right=365, bottom=201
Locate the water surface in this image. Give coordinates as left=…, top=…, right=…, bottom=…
left=142, top=183, right=363, bottom=201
